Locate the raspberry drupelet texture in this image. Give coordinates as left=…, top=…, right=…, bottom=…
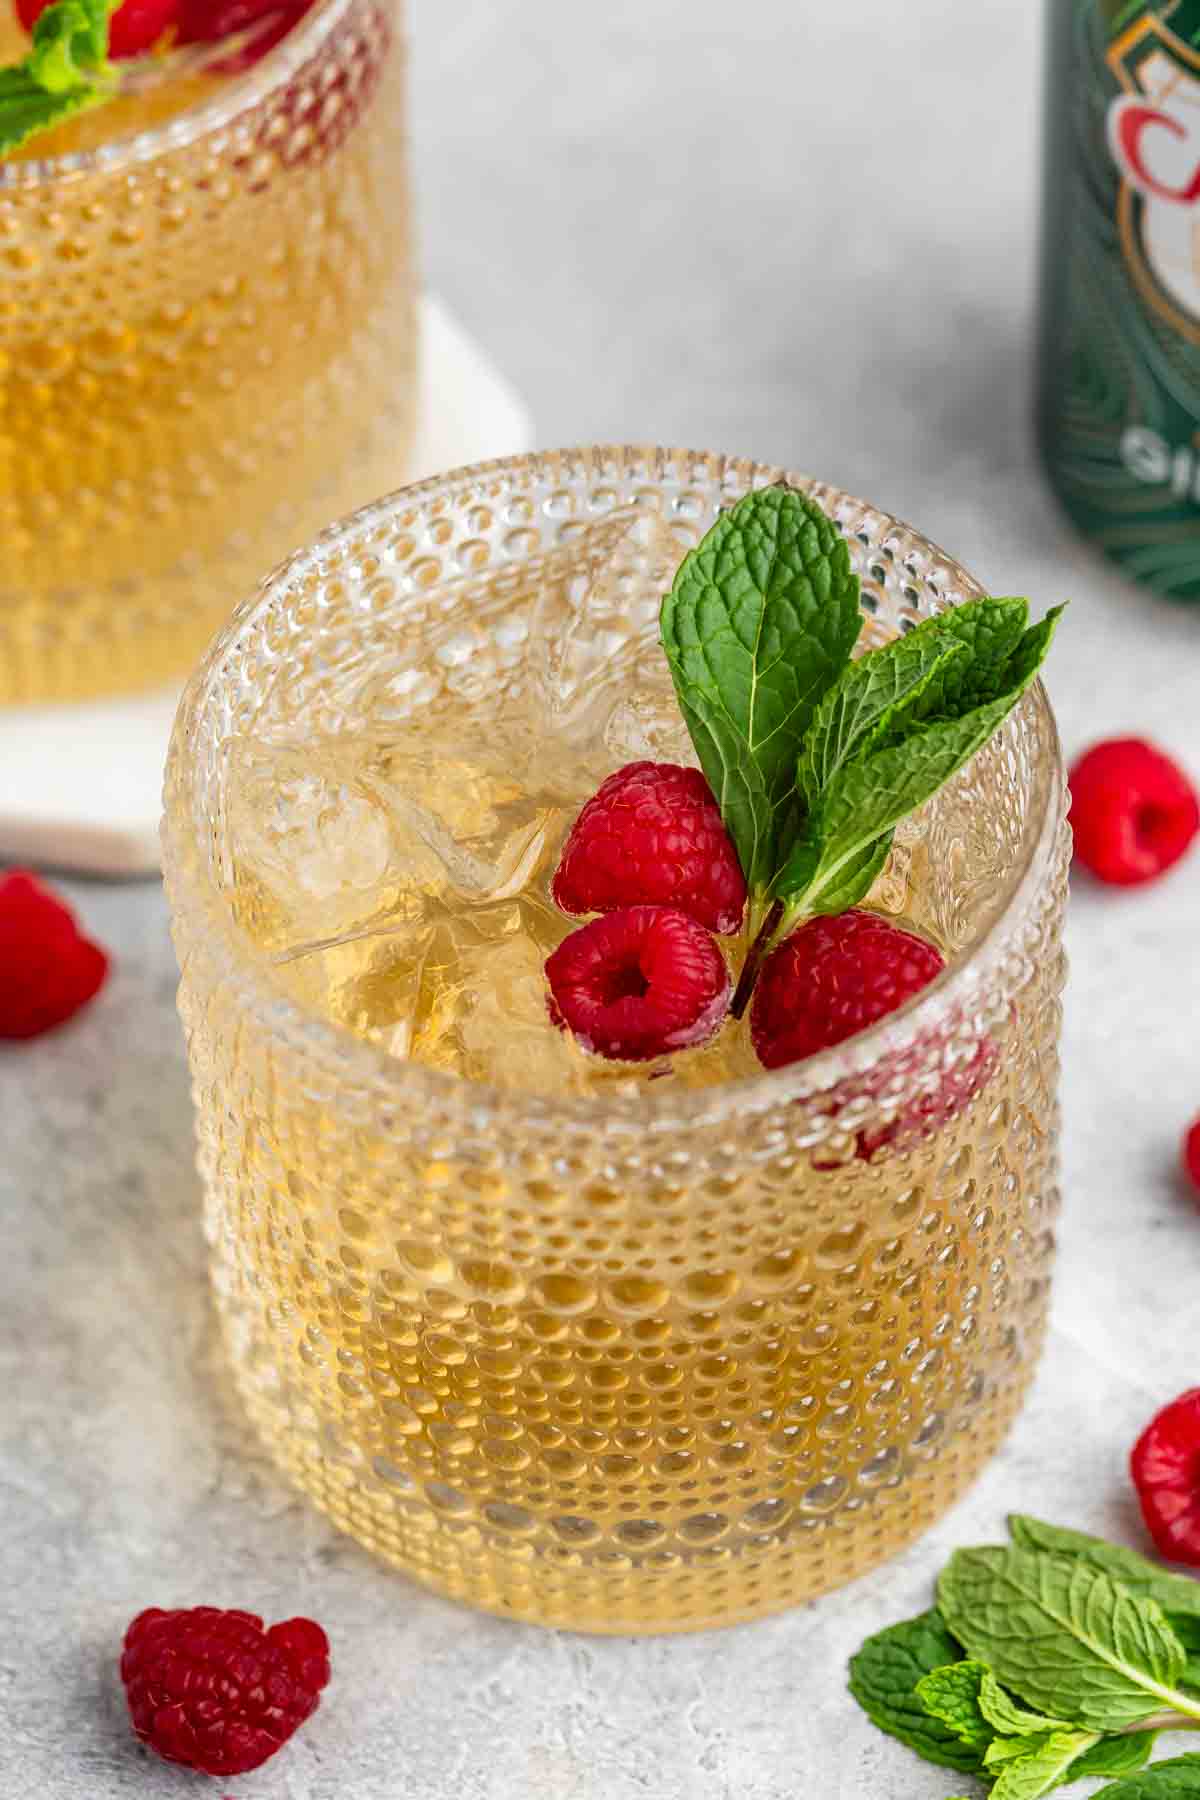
left=750, top=908, right=946, bottom=1070
left=120, top=1606, right=330, bottom=1777
left=552, top=761, right=747, bottom=935
left=546, top=905, right=731, bottom=1062
left=1069, top=737, right=1199, bottom=886
left=1130, top=1389, right=1200, bottom=1567
left=0, top=870, right=109, bottom=1040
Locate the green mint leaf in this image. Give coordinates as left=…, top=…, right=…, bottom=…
left=1070, top=1733, right=1158, bottom=1780
left=915, top=1660, right=994, bottom=1751
left=776, top=604, right=1064, bottom=916
left=0, top=64, right=101, bottom=152
left=0, top=0, right=115, bottom=156
left=796, top=627, right=968, bottom=807
left=1010, top=1518, right=1200, bottom=1624
left=28, top=0, right=109, bottom=89
left=891, top=596, right=1033, bottom=722
left=660, top=485, right=861, bottom=894
left=987, top=1729, right=1102, bottom=1800
left=847, top=1608, right=984, bottom=1774
left=937, top=1547, right=1188, bottom=1732
left=1090, top=1755, right=1200, bottom=1796
left=979, top=1671, right=1072, bottom=1736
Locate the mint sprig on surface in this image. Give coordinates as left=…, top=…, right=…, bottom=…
left=0, top=0, right=118, bottom=157
left=848, top=1517, right=1200, bottom=1800
left=659, top=485, right=1064, bottom=1012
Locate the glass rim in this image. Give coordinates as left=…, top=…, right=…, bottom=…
left=0, top=0, right=357, bottom=188
left=164, top=445, right=1067, bottom=1132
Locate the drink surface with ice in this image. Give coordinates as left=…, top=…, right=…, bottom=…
left=169, top=459, right=1068, bottom=1631
left=229, top=513, right=927, bottom=1097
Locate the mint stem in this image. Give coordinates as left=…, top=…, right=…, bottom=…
left=730, top=899, right=783, bottom=1020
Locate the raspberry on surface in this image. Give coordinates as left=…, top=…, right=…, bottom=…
left=1069, top=737, right=1199, bottom=886
left=1130, top=1389, right=1200, bottom=1567
left=17, top=0, right=181, bottom=56
left=552, top=761, right=747, bottom=935
left=120, top=1605, right=330, bottom=1777
left=545, top=905, right=731, bottom=1062
left=1185, top=1118, right=1200, bottom=1196
left=0, top=870, right=109, bottom=1041
left=750, top=909, right=946, bottom=1071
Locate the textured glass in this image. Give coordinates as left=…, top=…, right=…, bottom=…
left=0, top=0, right=415, bottom=705
left=163, top=447, right=1070, bottom=1633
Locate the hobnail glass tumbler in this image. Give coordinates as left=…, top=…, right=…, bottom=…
left=0, top=0, right=415, bottom=705
left=163, top=446, right=1069, bottom=1633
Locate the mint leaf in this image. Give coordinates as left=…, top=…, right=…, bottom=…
left=1010, top=1518, right=1200, bottom=1623
left=660, top=485, right=862, bottom=895
left=987, top=1729, right=1102, bottom=1799
left=1071, top=1734, right=1158, bottom=1780
left=915, top=1660, right=993, bottom=1751
left=979, top=1671, right=1072, bottom=1736
left=1091, top=1755, right=1200, bottom=1796
left=0, top=65, right=101, bottom=152
left=0, top=0, right=115, bottom=156
left=937, top=1547, right=1189, bottom=1732
left=847, top=1609, right=984, bottom=1774
left=775, top=603, right=1064, bottom=918
left=796, top=627, right=968, bottom=806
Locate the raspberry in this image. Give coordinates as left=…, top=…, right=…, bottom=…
left=552, top=762, right=747, bottom=935
left=0, top=871, right=108, bottom=1040
left=1130, top=1390, right=1200, bottom=1566
left=750, top=909, right=945, bottom=1070
left=1185, top=1118, right=1200, bottom=1195
left=546, top=905, right=730, bottom=1062
left=16, top=0, right=180, bottom=56
left=1069, top=737, right=1199, bottom=886
left=178, top=0, right=313, bottom=69
left=120, top=1606, right=330, bottom=1777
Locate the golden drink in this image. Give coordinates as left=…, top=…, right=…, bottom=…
left=164, top=448, right=1069, bottom=1632
left=0, top=0, right=414, bottom=704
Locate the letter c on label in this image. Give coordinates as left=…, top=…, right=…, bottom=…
left=1109, top=97, right=1200, bottom=204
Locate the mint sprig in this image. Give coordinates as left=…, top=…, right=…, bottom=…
left=660, top=486, right=1064, bottom=1013
left=0, top=0, right=118, bottom=157
left=660, top=485, right=862, bottom=916
left=847, top=1517, right=1200, bottom=1800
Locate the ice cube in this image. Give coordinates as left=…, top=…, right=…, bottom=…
left=528, top=509, right=685, bottom=737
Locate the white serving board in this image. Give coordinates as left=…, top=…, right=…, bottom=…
left=0, top=296, right=535, bottom=879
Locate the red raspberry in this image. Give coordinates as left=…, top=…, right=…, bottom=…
left=750, top=909, right=945, bottom=1070
left=120, top=1606, right=330, bottom=1777
left=16, top=0, right=180, bottom=56
left=1130, top=1390, right=1200, bottom=1566
left=178, top=0, right=313, bottom=68
left=552, top=762, right=747, bottom=935
left=546, top=905, right=730, bottom=1062
left=1185, top=1118, right=1200, bottom=1195
left=0, top=871, right=108, bottom=1040
left=1069, top=737, right=1199, bottom=886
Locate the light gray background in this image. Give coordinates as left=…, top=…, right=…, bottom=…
left=5, top=1, right=1200, bottom=1794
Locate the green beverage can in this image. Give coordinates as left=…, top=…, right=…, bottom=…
left=1039, top=0, right=1200, bottom=599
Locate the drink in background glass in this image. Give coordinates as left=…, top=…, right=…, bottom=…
left=1039, top=0, right=1200, bottom=600
left=0, top=0, right=414, bottom=704
left=163, top=448, right=1069, bottom=1633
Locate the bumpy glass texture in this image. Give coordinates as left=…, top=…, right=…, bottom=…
left=163, top=447, right=1070, bottom=1632
left=0, top=0, right=415, bottom=704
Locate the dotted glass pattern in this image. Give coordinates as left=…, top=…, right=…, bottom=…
left=162, top=447, right=1070, bottom=1633
left=0, top=0, right=415, bottom=705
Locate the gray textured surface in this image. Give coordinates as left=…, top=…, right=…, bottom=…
left=5, top=0, right=1200, bottom=1794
